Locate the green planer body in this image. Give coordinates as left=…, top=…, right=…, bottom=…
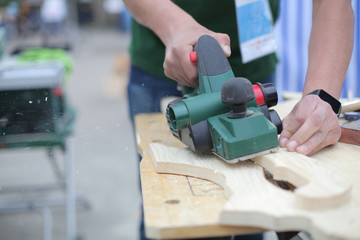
left=166, top=35, right=282, bottom=163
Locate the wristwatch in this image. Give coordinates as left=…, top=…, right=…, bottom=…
left=308, top=89, right=342, bottom=117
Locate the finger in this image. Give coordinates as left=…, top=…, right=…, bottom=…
left=180, top=46, right=198, bottom=86
left=211, top=33, right=231, bottom=57
left=164, top=45, right=198, bottom=87
left=296, top=119, right=341, bottom=156
left=166, top=62, right=197, bottom=87
left=165, top=67, right=197, bottom=87
left=279, top=113, right=305, bottom=147
left=297, top=128, right=340, bottom=156
left=294, top=129, right=325, bottom=155
left=285, top=103, right=330, bottom=151
left=311, top=128, right=341, bottom=155
left=221, top=44, right=231, bottom=57
left=279, top=117, right=294, bottom=147
left=180, top=33, right=229, bottom=85
left=279, top=95, right=323, bottom=148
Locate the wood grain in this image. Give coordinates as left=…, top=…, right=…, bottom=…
left=339, top=120, right=360, bottom=146
left=341, top=100, right=360, bottom=113
left=150, top=142, right=360, bottom=240
left=252, top=149, right=351, bottom=210
left=136, top=114, right=265, bottom=239
left=136, top=97, right=360, bottom=239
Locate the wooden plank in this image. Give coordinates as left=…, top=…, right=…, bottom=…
left=136, top=97, right=360, bottom=239
left=136, top=114, right=265, bottom=239
left=140, top=155, right=265, bottom=239
left=150, top=142, right=360, bottom=239
left=341, top=100, right=360, bottom=113
left=339, top=120, right=360, bottom=146
left=252, top=149, right=351, bottom=210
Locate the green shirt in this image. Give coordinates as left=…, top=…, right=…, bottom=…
left=129, top=0, right=279, bottom=84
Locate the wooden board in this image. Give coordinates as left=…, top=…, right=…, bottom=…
left=150, top=143, right=360, bottom=239
left=136, top=100, right=360, bottom=239
left=341, top=100, right=360, bottom=113
left=136, top=114, right=265, bottom=239
left=340, top=120, right=360, bottom=146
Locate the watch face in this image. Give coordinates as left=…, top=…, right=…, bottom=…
left=311, top=89, right=342, bottom=116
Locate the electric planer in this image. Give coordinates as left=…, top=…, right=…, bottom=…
left=166, top=35, right=282, bottom=163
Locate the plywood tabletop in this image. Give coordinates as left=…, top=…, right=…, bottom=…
left=135, top=100, right=360, bottom=239
left=136, top=114, right=265, bottom=239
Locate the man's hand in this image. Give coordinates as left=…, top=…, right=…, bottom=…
left=284, top=0, right=353, bottom=156
left=279, top=95, right=341, bottom=156
left=123, top=0, right=231, bottom=87
left=163, top=29, right=231, bottom=87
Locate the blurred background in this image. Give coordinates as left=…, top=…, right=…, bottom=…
left=0, top=1, right=139, bottom=240
left=0, top=1, right=358, bottom=240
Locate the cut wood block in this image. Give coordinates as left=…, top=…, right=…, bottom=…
left=341, top=99, right=360, bottom=113
left=252, top=150, right=351, bottom=210
left=137, top=114, right=265, bottom=239
left=150, top=143, right=360, bottom=240
left=339, top=120, right=360, bottom=146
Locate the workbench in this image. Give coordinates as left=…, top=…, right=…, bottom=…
left=135, top=100, right=360, bottom=240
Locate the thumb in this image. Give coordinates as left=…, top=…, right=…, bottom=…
left=211, top=33, right=231, bottom=57
left=221, top=45, right=231, bottom=57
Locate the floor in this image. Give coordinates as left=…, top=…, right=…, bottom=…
left=0, top=28, right=141, bottom=240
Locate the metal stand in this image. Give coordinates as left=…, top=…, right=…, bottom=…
left=0, top=51, right=85, bottom=239
left=65, top=138, right=76, bottom=240
left=0, top=138, right=90, bottom=240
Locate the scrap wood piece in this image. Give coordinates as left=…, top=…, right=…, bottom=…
left=339, top=119, right=360, bottom=146
left=341, top=99, right=360, bottom=113
left=150, top=143, right=351, bottom=210
left=140, top=152, right=264, bottom=239
left=149, top=143, right=360, bottom=240
left=252, top=149, right=351, bottom=210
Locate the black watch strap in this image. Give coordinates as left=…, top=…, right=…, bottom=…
left=308, top=89, right=342, bottom=117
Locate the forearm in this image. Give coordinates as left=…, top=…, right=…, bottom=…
left=123, top=0, right=200, bottom=46
left=303, top=0, right=354, bottom=98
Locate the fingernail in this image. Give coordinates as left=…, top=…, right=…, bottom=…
left=287, top=140, right=298, bottom=151
left=223, top=45, right=231, bottom=56
left=297, top=145, right=309, bottom=155
left=279, top=137, right=288, bottom=147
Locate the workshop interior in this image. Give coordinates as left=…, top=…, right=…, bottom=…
left=0, top=1, right=359, bottom=240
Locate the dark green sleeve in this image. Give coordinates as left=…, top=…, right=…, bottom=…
left=129, top=0, right=279, bottom=84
